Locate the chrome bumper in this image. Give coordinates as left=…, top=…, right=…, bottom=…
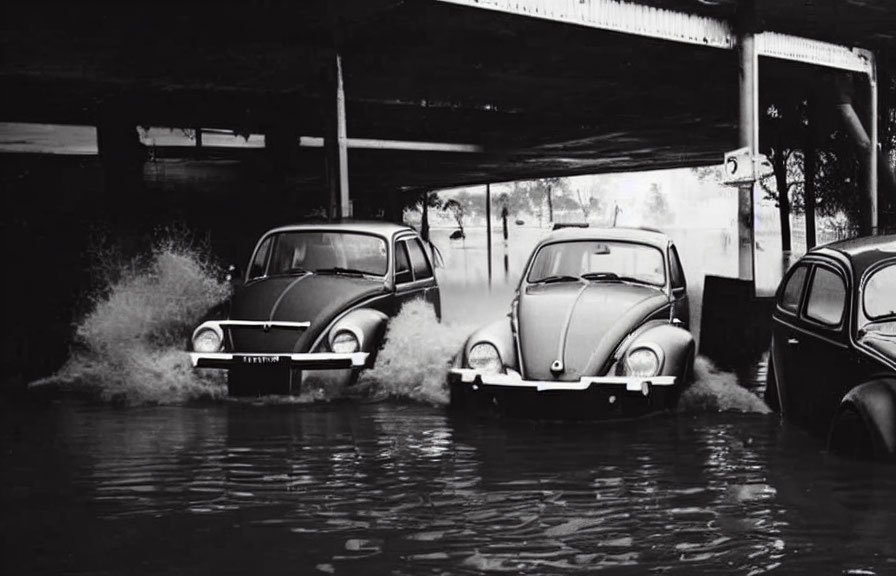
left=190, top=352, right=369, bottom=370
left=448, top=368, right=675, bottom=395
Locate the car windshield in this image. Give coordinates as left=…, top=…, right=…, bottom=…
left=266, top=231, right=388, bottom=276
left=527, top=240, right=666, bottom=286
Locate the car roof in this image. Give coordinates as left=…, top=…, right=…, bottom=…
left=810, top=234, right=896, bottom=279
left=263, top=220, right=415, bottom=240
left=539, top=226, right=671, bottom=250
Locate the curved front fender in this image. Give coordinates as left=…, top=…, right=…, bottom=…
left=326, top=308, right=389, bottom=353
left=837, top=378, right=896, bottom=457
left=621, top=324, right=695, bottom=378
left=462, top=317, right=517, bottom=370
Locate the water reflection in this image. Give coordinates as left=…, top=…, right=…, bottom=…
left=2, top=402, right=895, bottom=575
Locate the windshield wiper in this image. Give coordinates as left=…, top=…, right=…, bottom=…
left=314, top=267, right=373, bottom=277
left=581, top=272, right=657, bottom=287
left=283, top=266, right=311, bottom=275
left=616, top=275, right=658, bottom=286
left=534, top=275, right=583, bottom=284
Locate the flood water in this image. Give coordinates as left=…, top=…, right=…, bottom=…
left=3, top=225, right=895, bottom=575
left=3, top=395, right=896, bottom=576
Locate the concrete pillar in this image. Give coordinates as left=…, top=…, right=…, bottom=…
left=325, top=53, right=351, bottom=220
left=737, top=30, right=758, bottom=281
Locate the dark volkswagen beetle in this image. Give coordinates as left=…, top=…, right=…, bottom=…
left=449, top=227, right=695, bottom=419
left=765, top=235, right=896, bottom=459
left=190, top=222, right=440, bottom=395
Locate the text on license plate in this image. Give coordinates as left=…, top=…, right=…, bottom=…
left=239, top=355, right=284, bottom=364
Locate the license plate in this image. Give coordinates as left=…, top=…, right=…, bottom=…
left=238, top=355, right=284, bottom=365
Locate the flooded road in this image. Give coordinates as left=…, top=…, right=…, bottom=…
left=4, top=226, right=894, bottom=575
left=3, top=398, right=895, bottom=576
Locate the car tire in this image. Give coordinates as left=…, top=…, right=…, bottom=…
left=828, top=406, right=875, bottom=459
left=763, top=352, right=780, bottom=413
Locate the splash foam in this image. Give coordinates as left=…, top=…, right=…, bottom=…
left=30, top=242, right=231, bottom=404
left=358, top=299, right=473, bottom=405
left=679, top=356, right=771, bottom=414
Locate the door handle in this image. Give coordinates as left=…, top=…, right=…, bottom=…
left=787, top=338, right=800, bottom=346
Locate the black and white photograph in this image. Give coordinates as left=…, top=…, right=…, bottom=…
left=2, top=0, right=895, bottom=574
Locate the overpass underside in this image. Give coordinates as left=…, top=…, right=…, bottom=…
left=0, top=0, right=890, bottom=233
left=2, top=0, right=894, bottom=387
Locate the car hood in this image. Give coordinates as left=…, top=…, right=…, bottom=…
left=516, top=282, right=670, bottom=381
left=228, top=274, right=389, bottom=352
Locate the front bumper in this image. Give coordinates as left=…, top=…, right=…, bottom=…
left=190, top=351, right=369, bottom=370
left=448, top=368, right=675, bottom=393
left=448, top=368, right=677, bottom=419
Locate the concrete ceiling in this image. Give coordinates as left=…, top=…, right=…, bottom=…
left=1, top=0, right=892, bottom=195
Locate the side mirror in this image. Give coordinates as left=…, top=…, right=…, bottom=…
left=226, top=264, right=244, bottom=289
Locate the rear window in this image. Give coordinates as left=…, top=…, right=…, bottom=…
left=864, top=263, right=896, bottom=320
left=805, top=267, right=846, bottom=327
left=394, top=241, right=412, bottom=284
left=779, top=265, right=808, bottom=314
left=406, top=238, right=433, bottom=280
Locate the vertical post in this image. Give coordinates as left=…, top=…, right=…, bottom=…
left=869, top=57, right=879, bottom=235
left=327, top=53, right=351, bottom=220
left=195, top=128, right=202, bottom=148
left=737, top=29, right=758, bottom=282
left=547, top=184, right=554, bottom=223
left=486, top=184, right=493, bottom=289
left=804, top=97, right=817, bottom=249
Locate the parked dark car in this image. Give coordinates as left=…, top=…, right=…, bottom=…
left=765, top=235, right=896, bottom=459
left=448, top=227, right=695, bottom=419
left=190, top=222, right=440, bottom=395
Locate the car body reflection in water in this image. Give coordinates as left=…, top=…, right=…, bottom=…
left=3, top=401, right=895, bottom=575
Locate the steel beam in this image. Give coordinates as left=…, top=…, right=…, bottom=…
left=755, top=33, right=874, bottom=74
left=435, top=0, right=734, bottom=49
left=300, top=136, right=482, bottom=153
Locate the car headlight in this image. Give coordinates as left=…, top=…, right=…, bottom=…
left=625, top=347, right=660, bottom=377
left=331, top=331, right=360, bottom=354
left=468, top=342, right=503, bottom=374
left=192, top=326, right=223, bottom=353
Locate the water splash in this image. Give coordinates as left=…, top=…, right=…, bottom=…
left=358, top=299, right=472, bottom=405
left=679, top=357, right=771, bottom=414
left=358, top=301, right=770, bottom=414
left=30, top=241, right=231, bottom=404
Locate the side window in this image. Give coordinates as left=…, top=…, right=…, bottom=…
left=669, top=245, right=685, bottom=289
left=394, top=241, right=412, bottom=285
left=779, top=265, right=808, bottom=314
left=406, top=238, right=433, bottom=281
left=248, top=236, right=272, bottom=279
left=805, top=266, right=847, bottom=327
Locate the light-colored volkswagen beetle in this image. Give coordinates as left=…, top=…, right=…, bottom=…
left=449, top=226, right=694, bottom=419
